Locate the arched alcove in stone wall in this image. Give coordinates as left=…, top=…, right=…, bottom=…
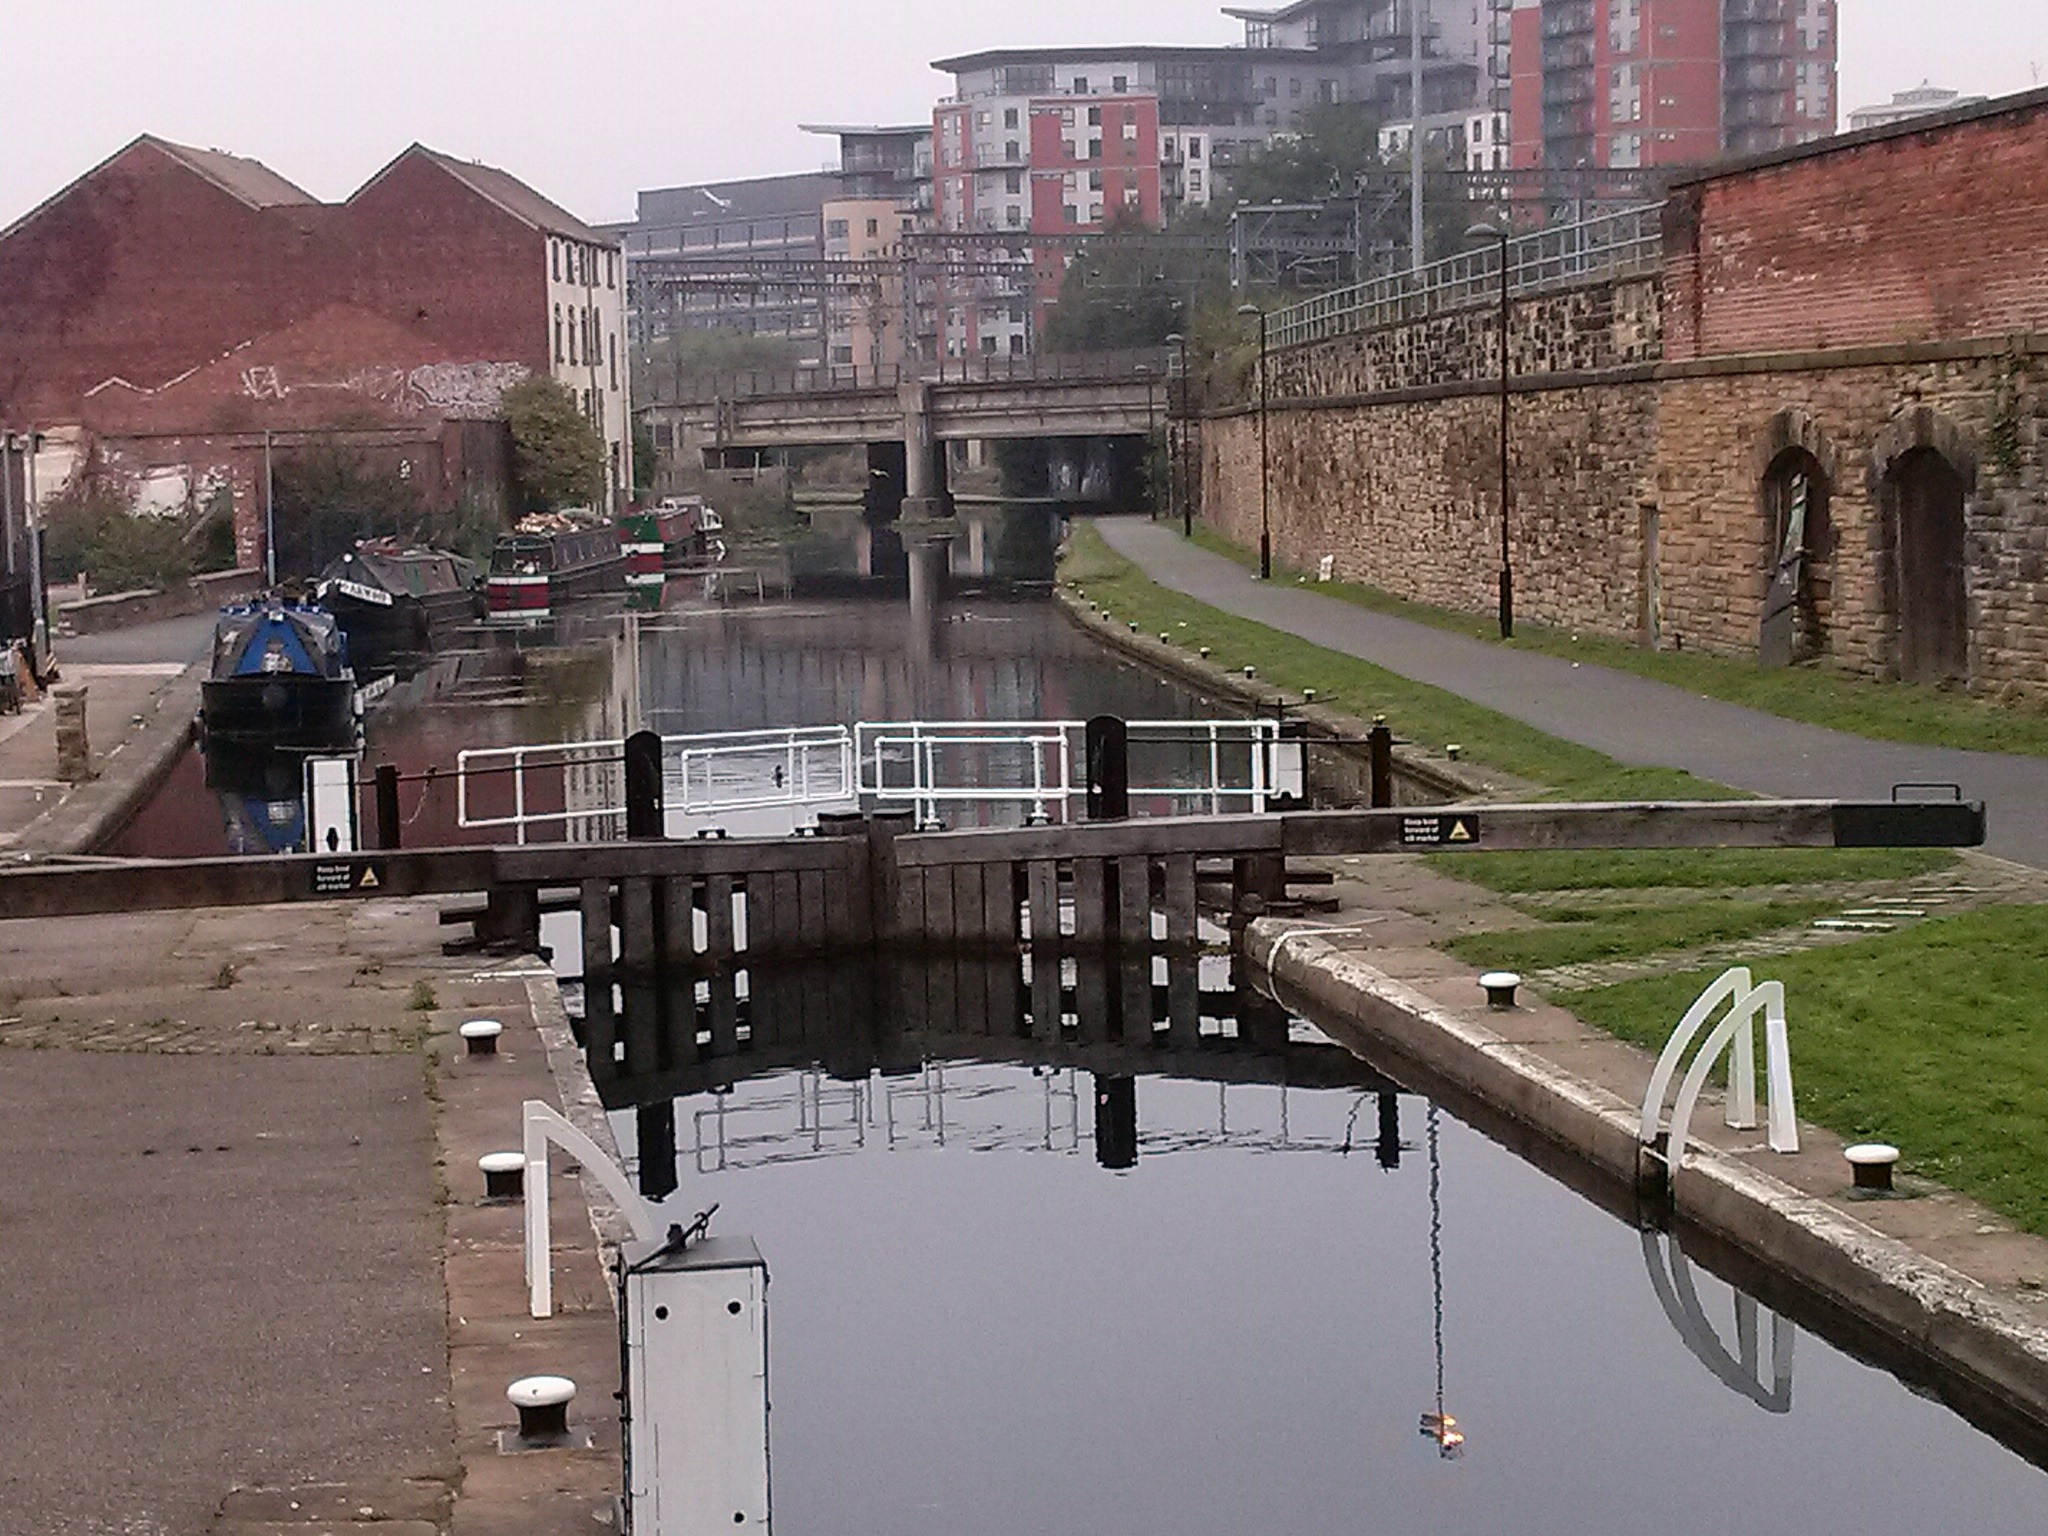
left=1751, top=408, right=1840, bottom=665
left=1870, top=406, right=1978, bottom=685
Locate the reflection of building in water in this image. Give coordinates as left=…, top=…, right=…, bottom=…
left=556, top=625, right=640, bottom=842
left=631, top=601, right=1193, bottom=735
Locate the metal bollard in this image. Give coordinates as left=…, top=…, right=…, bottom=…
left=479, top=1151, right=525, bottom=1200
left=1845, top=1143, right=1899, bottom=1191
left=1481, top=971, right=1521, bottom=1009
left=507, top=1375, right=575, bottom=1441
left=459, top=1019, right=503, bottom=1057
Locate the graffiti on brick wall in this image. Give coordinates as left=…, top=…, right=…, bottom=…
left=405, top=362, right=530, bottom=416
left=239, top=362, right=530, bottom=417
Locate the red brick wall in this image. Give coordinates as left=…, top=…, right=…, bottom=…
left=0, top=142, right=326, bottom=418
left=0, top=143, right=547, bottom=428
left=342, top=153, right=549, bottom=371
left=1665, top=97, right=2048, bottom=360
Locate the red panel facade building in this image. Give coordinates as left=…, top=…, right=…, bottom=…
left=1510, top=0, right=1836, bottom=173
left=932, top=91, right=1163, bottom=356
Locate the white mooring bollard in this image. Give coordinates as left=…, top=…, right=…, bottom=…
left=507, top=1374, right=576, bottom=1441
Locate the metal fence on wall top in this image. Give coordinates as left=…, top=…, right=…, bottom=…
left=1268, top=202, right=1667, bottom=351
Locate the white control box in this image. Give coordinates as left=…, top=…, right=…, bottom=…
left=623, top=1233, right=771, bottom=1534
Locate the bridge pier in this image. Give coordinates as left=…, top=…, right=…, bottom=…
left=902, top=523, right=956, bottom=663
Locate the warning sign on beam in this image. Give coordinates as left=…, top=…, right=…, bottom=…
left=312, top=860, right=388, bottom=896
left=1400, top=813, right=1480, bottom=847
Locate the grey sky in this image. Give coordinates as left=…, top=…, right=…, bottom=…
left=2, top=0, right=2042, bottom=230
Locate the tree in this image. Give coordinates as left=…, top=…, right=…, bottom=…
left=1041, top=212, right=1223, bottom=354
left=503, top=376, right=606, bottom=513
left=269, top=445, right=422, bottom=577
left=630, top=412, right=658, bottom=501
left=633, top=326, right=805, bottom=401
left=1226, top=101, right=1385, bottom=208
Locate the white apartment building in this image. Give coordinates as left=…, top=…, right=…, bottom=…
left=543, top=228, right=632, bottom=508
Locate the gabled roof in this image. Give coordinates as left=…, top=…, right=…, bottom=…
left=359, top=144, right=615, bottom=245
left=142, top=135, right=319, bottom=208
left=0, top=133, right=317, bottom=243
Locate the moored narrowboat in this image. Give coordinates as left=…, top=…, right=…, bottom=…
left=316, top=539, right=483, bottom=660
left=485, top=515, right=624, bottom=620
left=199, top=602, right=361, bottom=752
left=617, top=501, right=699, bottom=592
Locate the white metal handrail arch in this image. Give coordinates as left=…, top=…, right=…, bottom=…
left=1640, top=966, right=1799, bottom=1173
left=524, top=1100, right=662, bottom=1319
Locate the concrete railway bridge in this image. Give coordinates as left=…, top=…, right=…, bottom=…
left=638, top=349, right=1177, bottom=520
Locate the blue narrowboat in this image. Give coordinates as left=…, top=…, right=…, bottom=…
left=198, top=602, right=361, bottom=752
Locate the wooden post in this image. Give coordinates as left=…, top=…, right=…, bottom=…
left=870, top=809, right=914, bottom=945
left=374, top=764, right=402, bottom=850
left=1094, top=1075, right=1138, bottom=1169
left=1368, top=716, right=1394, bottom=809
left=625, top=729, right=664, bottom=840
left=636, top=1101, right=679, bottom=1200
left=1085, top=715, right=1129, bottom=820
left=579, top=879, right=612, bottom=978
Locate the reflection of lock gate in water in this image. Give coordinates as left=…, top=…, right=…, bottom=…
left=454, top=718, right=1309, bottom=841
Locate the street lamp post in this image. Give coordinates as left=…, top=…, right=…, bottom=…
left=1139, top=364, right=1158, bottom=519
left=1164, top=330, right=1192, bottom=539
left=1465, top=221, right=1513, bottom=639
left=1238, top=302, right=1271, bottom=580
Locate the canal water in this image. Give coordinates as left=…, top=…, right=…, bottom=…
left=107, top=579, right=1214, bottom=857
left=589, top=954, right=2048, bottom=1536
left=105, top=524, right=2048, bottom=1526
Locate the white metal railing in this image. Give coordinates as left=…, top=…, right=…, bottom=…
left=670, top=726, right=854, bottom=816
left=456, top=737, right=628, bottom=845
left=457, top=727, right=853, bottom=841
left=456, top=718, right=1304, bottom=839
left=854, top=717, right=1302, bottom=828
left=1268, top=202, right=1666, bottom=350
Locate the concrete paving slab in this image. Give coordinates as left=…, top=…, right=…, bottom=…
left=0, top=1051, right=450, bottom=1536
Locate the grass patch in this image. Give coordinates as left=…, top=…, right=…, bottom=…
left=1076, top=523, right=1955, bottom=889
left=406, top=979, right=438, bottom=1012
left=1561, top=905, right=2048, bottom=1235
left=1443, top=896, right=1837, bottom=973
left=1188, top=521, right=2048, bottom=758
left=1065, top=522, right=1730, bottom=804
left=1424, top=846, right=1956, bottom=893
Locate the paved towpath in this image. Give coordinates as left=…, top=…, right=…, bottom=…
left=1096, top=516, right=2048, bottom=868
left=0, top=614, right=216, bottom=850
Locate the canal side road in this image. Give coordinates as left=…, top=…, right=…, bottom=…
left=0, top=612, right=217, bottom=855
left=0, top=899, right=620, bottom=1536
left=1093, top=515, right=2048, bottom=869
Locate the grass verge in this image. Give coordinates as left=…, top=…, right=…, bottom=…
left=1188, top=522, right=2048, bottom=759
left=1065, top=521, right=1728, bottom=803
left=1442, top=896, right=1840, bottom=973
left=1561, top=906, right=2048, bottom=1236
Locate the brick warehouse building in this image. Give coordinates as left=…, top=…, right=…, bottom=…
left=1202, top=88, right=2048, bottom=701
left=0, top=136, right=630, bottom=569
